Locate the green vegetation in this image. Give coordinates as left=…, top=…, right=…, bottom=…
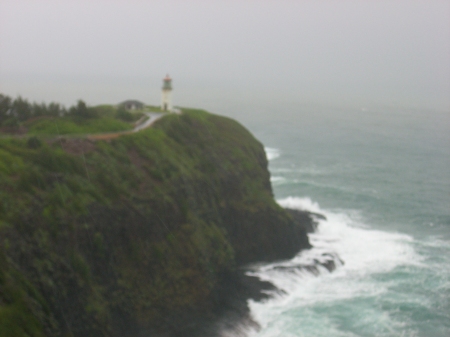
left=0, top=94, right=145, bottom=136
left=0, top=107, right=308, bottom=336
left=26, top=116, right=132, bottom=135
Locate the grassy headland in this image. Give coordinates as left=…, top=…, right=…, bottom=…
left=0, top=100, right=313, bottom=336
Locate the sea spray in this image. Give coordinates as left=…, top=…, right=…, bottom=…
left=264, top=147, right=280, bottom=161
left=246, top=197, right=422, bottom=337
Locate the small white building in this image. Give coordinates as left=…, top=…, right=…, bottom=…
left=118, top=100, right=145, bottom=110
left=161, top=74, right=173, bottom=111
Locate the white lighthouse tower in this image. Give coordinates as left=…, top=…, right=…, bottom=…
left=161, top=74, right=173, bottom=111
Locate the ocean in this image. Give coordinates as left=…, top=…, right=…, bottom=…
left=218, top=103, right=450, bottom=337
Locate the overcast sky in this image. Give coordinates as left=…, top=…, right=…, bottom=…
left=1, top=0, right=449, bottom=111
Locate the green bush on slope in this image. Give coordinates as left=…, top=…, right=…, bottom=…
left=0, top=109, right=308, bottom=336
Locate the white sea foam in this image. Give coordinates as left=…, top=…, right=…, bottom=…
left=247, top=196, right=421, bottom=337
left=270, top=166, right=328, bottom=176
left=277, top=196, right=322, bottom=213
left=269, top=176, right=287, bottom=185
left=264, top=147, right=280, bottom=161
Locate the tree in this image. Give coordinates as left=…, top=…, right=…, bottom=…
left=116, top=106, right=134, bottom=121
left=32, top=102, right=48, bottom=117
left=12, top=96, right=32, bottom=121
left=69, top=100, right=97, bottom=119
left=0, top=94, right=12, bottom=125
left=48, top=102, right=64, bottom=117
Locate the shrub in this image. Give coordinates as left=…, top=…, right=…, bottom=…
left=116, top=106, right=134, bottom=122
left=27, top=137, right=42, bottom=149
left=69, top=100, right=98, bottom=119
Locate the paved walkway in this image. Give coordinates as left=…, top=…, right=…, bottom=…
left=88, top=110, right=179, bottom=140
left=133, top=112, right=165, bottom=132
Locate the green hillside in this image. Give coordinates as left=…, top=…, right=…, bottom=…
left=0, top=108, right=311, bottom=336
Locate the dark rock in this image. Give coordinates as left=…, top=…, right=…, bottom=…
left=285, top=208, right=326, bottom=233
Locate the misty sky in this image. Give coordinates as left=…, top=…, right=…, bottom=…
left=1, top=0, right=449, bottom=111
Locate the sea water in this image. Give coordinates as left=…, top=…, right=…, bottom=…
left=222, top=104, right=450, bottom=337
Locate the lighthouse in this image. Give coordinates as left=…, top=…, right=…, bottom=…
left=161, top=74, right=173, bottom=111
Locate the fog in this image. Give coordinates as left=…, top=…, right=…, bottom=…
left=1, top=0, right=449, bottom=112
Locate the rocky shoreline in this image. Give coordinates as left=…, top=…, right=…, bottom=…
left=179, top=209, right=324, bottom=337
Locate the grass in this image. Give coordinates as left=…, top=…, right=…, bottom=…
left=26, top=116, right=133, bottom=136
left=0, top=103, right=148, bottom=137
left=0, top=108, right=294, bottom=335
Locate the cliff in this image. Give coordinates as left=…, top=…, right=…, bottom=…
left=0, top=109, right=313, bottom=336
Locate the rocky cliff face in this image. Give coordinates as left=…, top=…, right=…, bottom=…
left=0, top=109, right=313, bottom=336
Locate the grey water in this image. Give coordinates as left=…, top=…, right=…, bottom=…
left=220, top=103, right=450, bottom=337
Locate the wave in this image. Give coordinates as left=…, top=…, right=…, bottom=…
left=270, top=166, right=329, bottom=176
left=264, top=147, right=280, bottom=161
left=269, top=176, right=287, bottom=186
left=245, top=196, right=421, bottom=337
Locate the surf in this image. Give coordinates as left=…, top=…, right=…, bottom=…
left=245, top=196, right=421, bottom=337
